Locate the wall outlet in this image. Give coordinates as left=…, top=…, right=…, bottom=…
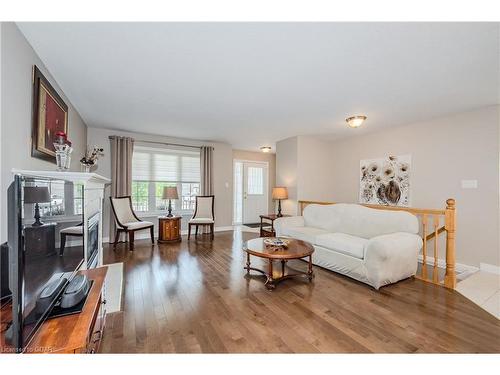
left=461, top=180, right=478, bottom=189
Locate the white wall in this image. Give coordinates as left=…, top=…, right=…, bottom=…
left=276, top=106, right=500, bottom=268
left=0, top=23, right=88, bottom=242
left=86, top=127, right=233, bottom=240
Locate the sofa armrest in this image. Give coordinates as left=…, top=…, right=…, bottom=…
left=274, top=216, right=305, bottom=236
left=364, top=232, right=423, bottom=289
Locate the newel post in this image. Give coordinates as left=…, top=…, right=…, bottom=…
left=444, top=198, right=456, bottom=289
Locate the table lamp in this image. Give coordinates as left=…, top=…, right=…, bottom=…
left=272, top=187, right=288, bottom=217
left=162, top=186, right=179, bottom=217
left=24, top=186, right=51, bottom=226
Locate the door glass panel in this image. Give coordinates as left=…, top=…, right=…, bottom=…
left=247, top=167, right=264, bottom=195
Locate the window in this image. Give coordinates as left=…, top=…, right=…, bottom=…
left=131, top=145, right=200, bottom=214
left=247, top=167, right=264, bottom=195
left=25, top=179, right=83, bottom=218
left=233, top=162, right=243, bottom=224
left=74, top=183, right=83, bottom=215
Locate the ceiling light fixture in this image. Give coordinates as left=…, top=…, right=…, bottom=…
left=346, top=115, right=367, bottom=128
left=260, top=146, right=272, bottom=153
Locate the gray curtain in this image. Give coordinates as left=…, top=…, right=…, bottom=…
left=109, top=136, right=134, bottom=241
left=200, top=146, right=214, bottom=195
left=200, top=146, right=214, bottom=233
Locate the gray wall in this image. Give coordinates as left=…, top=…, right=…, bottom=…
left=329, top=106, right=499, bottom=268
left=86, top=127, right=233, bottom=240
left=276, top=106, right=499, bottom=268
left=0, top=22, right=88, bottom=242
left=276, top=136, right=299, bottom=215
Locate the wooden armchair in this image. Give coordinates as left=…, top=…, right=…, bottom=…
left=110, top=196, right=154, bottom=250
left=188, top=195, right=215, bottom=240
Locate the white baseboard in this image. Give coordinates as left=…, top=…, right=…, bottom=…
left=102, top=225, right=234, bottom=243
left=418, top=254, right=478, bottom=277
left=480, top=262, right=500, bottom=275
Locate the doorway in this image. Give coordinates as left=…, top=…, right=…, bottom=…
left=233, top=160, right=269, bottom=225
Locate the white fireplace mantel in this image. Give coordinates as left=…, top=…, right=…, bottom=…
left=12, top=169, right=111, bottom=185
left=12, top=168, right=110, bottom=269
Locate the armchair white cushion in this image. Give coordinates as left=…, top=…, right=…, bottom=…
left=275, top=203, right=423, bottom=289
left=189, top=196, right=215, bottom=224
left=109, top=196, right=154, bottom=248
left=188, top=195, right=215, bottom=239
left=60, top=226, right=83, bottom=235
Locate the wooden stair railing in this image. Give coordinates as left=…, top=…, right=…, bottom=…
left=298, top=199, right=457, bottom=289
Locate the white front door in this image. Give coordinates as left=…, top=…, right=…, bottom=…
left=242, top=162, right=268, bottom=224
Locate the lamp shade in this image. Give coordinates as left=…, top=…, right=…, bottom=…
left=24, top=186, right=50, bottom=204
left=272, top=187, right=288, bottom=200
left=162, top=186, right=179, bottom=200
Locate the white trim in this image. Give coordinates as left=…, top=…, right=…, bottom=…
left=233, top=159, right=269, bottom=224
left=102, top=225, right=234, bottom=243
left=480, top=262, right=500, bottom=275
left=418, top=254, right=478, bottom=277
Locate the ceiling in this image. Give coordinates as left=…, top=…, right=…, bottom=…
left=17, top=22, right=499, bottom=151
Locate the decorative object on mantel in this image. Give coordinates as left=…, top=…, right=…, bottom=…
left=272, top=186, right=288, bottom=217
left=359, top=154, right=411, bottom=206
left=31, top=65, right=69, bottom=163
left=53, top=131, right=73, bottom=171
left=80, top=146, right=104, bottom=172
left=162, top=186, right=179, bottom=217
left=23, top=186, right=51, bottom=226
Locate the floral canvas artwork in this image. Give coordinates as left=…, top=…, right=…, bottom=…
left=359, top=155, right=411, bottom=207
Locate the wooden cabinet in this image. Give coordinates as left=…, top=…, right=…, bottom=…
left=158, top=216, right=181, bottom=243
left=25, top=267, right=108, bottom=354
left=24, top=223, right=57, bottom=259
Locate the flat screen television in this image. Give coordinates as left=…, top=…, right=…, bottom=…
left=0, top=174, right=84, bottom=352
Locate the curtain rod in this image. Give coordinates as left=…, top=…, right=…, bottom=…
left=138, top=140, right=202, bottom=149
left=109, top=136, right=203, bottom=150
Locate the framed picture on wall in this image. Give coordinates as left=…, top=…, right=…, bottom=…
left=31, top=65, right=68, bottom=163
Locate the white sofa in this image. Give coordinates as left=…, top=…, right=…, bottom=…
left=274, top=203, right=423, bottom=289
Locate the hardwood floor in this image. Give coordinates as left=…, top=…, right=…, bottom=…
left=100, top=229, right=500, bottom=353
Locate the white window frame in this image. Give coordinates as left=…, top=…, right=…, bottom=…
left=131, top=145, right=201, bottom=217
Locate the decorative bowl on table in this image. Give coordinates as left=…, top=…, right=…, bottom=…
left=263, top=237, right=290, bottom=249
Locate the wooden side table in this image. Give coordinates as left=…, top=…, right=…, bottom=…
left=259, top=214, right=291, bottom=237
left=158, top=216, right=182, bottom=243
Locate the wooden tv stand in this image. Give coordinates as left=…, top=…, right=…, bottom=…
left=25, top=266, right=108, bottom=354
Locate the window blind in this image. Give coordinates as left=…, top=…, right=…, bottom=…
left=132, top=145, right=200, bottom=182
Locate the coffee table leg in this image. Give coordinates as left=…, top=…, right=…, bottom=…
left=281, top=259, right=286, bottom=277
left=265, top=259, right=275, bottom=289
left=246, top=253, right=251, bottom=275
left=308, top=255, right=314, bottom=281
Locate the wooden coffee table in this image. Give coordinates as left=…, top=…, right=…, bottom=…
left=243, top=238, right=314, bottom=290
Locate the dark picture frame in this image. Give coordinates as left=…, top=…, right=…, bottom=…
left=31, top=65, right=68, bottom=163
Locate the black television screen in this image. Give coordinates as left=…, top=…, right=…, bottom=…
left=1, top=174, right=84, bottom=352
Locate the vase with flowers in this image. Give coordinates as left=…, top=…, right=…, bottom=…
left=80, top=146, right=104, bottom=172
left=53, top=131, right=73, bottom=171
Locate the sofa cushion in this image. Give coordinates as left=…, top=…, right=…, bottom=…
left=303, top=203, right=419, bottom=239
left=315, top=233, right=368, bottom=260
left=281, top=226, right=329, bottom=244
